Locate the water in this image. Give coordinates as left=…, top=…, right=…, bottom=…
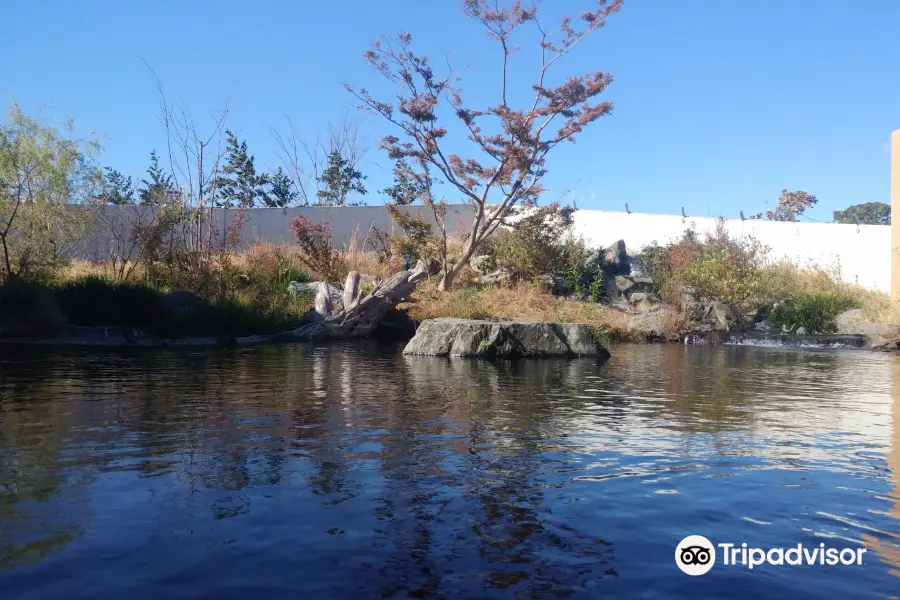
left=0, top=342, right=898, bottom=598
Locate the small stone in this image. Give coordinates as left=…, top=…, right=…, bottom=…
left=469, top=255, right=495, bottom=274
left=629, top=292, right=661, bottom=313
left=538, top=274, right=566, bottom=296
left=615, top=275, right=635, bottom=293
left=795, top=326, right=808, bottom=336
left=480, top=267, right=514, bottom=285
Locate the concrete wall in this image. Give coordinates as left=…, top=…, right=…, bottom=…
left=77, top=204, right=892, bottom=293
left=892, top=130, right=900, bottom=302
left=572, top=211, right=890, bottom=292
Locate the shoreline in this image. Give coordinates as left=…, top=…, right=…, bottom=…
left=0, top=323, right=873, bottom=352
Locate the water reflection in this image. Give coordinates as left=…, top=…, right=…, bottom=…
left=0, top=343, right=897, bottom=598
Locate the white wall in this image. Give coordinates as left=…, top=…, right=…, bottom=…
left=76, top=205, right=892, bottom=293
left=572, top=211, right=891, bottom=293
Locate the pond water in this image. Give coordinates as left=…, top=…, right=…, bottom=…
left=0, top=342, right=898, bottom=599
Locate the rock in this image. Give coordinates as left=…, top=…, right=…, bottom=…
left=834, top=309, right=866, bottom=334
left=538, top=274, right=567, bottom=296
left=162, top=291, right=203, bottom=318
left=746, top=305, right=769, bottom=324
left=469, top=255, right=495, bottom=274
left=603, top=240, right=629, bottom=275
left=289, top=281, right=343, bottom=311
left=629, top=292, right=661, bottom=313
left=682, top=300, right=710, bottom=328
left=681, top=286, right=698, bottom=306
left=631, top=276, right=654, bottom=291
left=403, top=318, right=609, bottom=358
left=754, top=319, right=775, bottom=332
left=795, top=326, right=808, bottom=336
left=480, top=267, right=515, bottom=286
left=603, top=275, right=620, bottom=302
left=682, top=298, right=741, bottom=332
left=628, top=308, right=679, bottom=339
left=709, top=300, right=740, bottom=332
left=414, top=257, right=444, bottom=277
left=615, top=275, right=635, bottom=293
left=834, top=309, right=900, bottom=347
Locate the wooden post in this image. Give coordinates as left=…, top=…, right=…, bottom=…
left=893, top=130, right=900, bottom=305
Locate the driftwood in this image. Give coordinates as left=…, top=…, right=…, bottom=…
left=292, top=267, right=427, bottom=340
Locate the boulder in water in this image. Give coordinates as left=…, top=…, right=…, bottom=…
left=403, top=318, right=609, bottom=358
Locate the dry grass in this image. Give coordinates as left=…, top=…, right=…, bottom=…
left=759, top=260, right=892, bottom=321
left=401, top=279, right=629, bottom=339
left=341, top=232, right=392, bottom=280
left=56, top=260, right=127, bottom=283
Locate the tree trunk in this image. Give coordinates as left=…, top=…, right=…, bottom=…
left=437, top=232, right=480, bottom=291
left=292, top=266, right=427, bottom=341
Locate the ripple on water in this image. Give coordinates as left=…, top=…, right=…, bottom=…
left=0, top=342, right=897, bottom=598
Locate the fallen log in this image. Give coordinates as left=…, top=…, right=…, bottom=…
left=291, top=267, right=427, bottom=341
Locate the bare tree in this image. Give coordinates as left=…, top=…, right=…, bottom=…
left=94, top=203, right=156, bottom=281
left=145, top=62, right=229, bottom=253
left=347, top=0, right=622, bottom=290
left=271, top=112, right=369, bottom=206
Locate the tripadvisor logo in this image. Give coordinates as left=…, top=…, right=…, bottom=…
left=676, top=535, right=716, bottom=576
left=675, top=535, right=867, bottom=575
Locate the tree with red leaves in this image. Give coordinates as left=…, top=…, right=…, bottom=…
left=347, top=0, right=622, bottom=290
left=766, top=189, right=818, bottom=222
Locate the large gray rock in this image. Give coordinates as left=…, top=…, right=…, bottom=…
left=628, top=308, right=679, bottom=338
left=615, top=275, right=636, bottom=293
left=709, top=300, right=740, bottom=332
left=683, top=298, right=741, bottom=332
left=834, top=308, right=900, bottom=347
left=403, top=318, right=609, bottom=358
left=628, top=291, right=661, bottom=313
left=603, top=240, right=629, bottom=275
left=834, top=309, right=866, bottom=334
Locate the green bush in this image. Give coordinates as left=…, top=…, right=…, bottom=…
left=493, top=204, right=587, bottom=280
left=636, top=221, right=768, bottom=309
left=769, top=293, right=856, bottom=334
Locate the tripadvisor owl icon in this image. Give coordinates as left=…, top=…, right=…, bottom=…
left=676, top=535, right=716, bottom=576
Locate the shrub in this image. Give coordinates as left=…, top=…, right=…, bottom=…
left=637, top=221, right=768, bottom=309
left=493, top=203, right=587, bottom=280
left=769, top=293, right=856, bottom=334
left=385, top=205, right=436, bottom=261
left=289, top=215, right=345, bottom=282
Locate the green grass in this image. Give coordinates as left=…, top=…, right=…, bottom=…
left=769, top=293, right=856, bottom=334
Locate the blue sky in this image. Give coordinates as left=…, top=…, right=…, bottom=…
left=2, top=0, right=898, bottom=220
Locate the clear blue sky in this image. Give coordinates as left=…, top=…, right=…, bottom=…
left=2, top=0, right=898, bottom=220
